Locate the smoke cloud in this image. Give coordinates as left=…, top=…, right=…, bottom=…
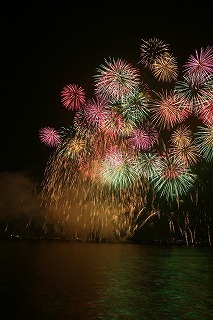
left=0, top=171, right=45, bottom=237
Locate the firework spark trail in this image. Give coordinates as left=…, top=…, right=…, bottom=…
left=41, top=136, right=151, bottom=239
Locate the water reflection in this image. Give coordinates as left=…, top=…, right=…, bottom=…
left=0, top=241, right=212, bottom=320
left=93, top=246, right=212, bottom=320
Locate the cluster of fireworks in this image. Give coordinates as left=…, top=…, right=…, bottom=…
left=39, top=38, right=213, bottom=243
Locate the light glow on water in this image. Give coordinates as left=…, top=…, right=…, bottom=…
left=0, top=241, right=212, bottom=320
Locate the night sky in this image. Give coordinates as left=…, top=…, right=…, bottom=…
left=1, top=2, right=212, bottom=182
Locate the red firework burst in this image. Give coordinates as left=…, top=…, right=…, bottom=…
left=61, top=83, right=86, bottom=111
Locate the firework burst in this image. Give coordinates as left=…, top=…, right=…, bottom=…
left=99, top=147, right=138, bottom=190
left=174, top=72, right=212, bottom=113
left=127, top=125, right=158, bottom=151
left=39, top=127, right=62, bottom=147
left=61, top=83, right=86, bottom=111
left=150, top=90, right=191, bottom=130
left=136, top=152, right=160, bottom=180
left=183, top=46, right=213, bottom=79
left=94, top=58, right=141, bottom=101
left=170, top=125, right=199, bottom=166
left=195, top=125, right=213, bottom=161
left=151, top=155, right=197, bottom=201
left=120, top=87, right=150, bottom=126
left=197, top=96, right=213, bottom=126
left=139, top=37, right=169, bottom=69
left=151, top=52, right=178, bottom=82
left=83, top=96, right=109, bottom=131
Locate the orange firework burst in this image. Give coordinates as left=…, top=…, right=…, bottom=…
left=151, top=52, right=178, bottom=82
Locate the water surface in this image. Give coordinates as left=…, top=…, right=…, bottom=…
left=0, top=240, right=212, bottom=320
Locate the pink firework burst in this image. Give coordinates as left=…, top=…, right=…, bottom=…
left=61, top=83, right=86, bottom=111
left=183, top=46, right=213, bottom=79
left=39, top=127, right=61, bottom=147
left=83, top=96, right=108, bottom=130
left=94, top=58, right=141, bottom=100
left=128, top=125, right=158, bottom=150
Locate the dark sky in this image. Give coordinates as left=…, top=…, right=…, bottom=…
left=1, top=2, right=212, bottom=182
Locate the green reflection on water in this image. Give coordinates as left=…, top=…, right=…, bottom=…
left=96, top=246, right=212, bottom=320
